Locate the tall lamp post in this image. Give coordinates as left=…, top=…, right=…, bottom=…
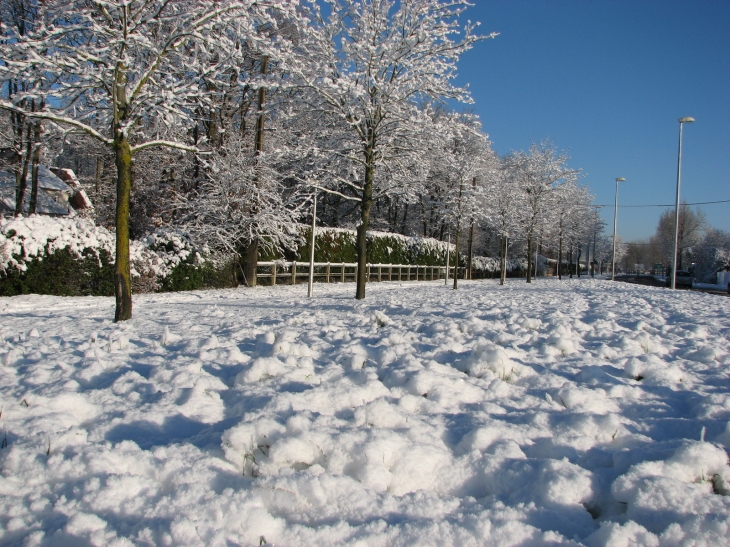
left=670, top=116, right=695, bottom=289
left=592, top=205, right=603, bottom=277
left=611, top=177, right=626, bottom=280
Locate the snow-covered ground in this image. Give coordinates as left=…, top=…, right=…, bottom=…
left=1, top=278, right=729, bottom=547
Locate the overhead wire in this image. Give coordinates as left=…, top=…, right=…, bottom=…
left=595, top=198, right=730, bottom=208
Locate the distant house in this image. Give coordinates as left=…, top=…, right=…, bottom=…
left=0, top=165, right=92, bottom=216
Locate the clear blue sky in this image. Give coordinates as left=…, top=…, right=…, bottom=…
left=454, top=0, right=730, bottom=241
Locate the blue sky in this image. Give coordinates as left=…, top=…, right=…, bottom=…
left=453, top=0, right=730, bottom=241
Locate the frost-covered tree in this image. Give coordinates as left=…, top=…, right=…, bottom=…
left=424, top=111, right=493, bottom=288
left=551, top=183, right=594, bottom=277
left=690, top=228, right=730, bottom=283
left=0, top=0, right=47, bottom=216
left=172, top=131, right=305, bottom=276
left=290, top=0, right=493, bottom=299
left=0, top=0, right=289, bottom=320
left=482, top=157, right=521, bottom=284
left=507, top=142, right=581, bottom=283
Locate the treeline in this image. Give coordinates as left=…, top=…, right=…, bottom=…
left=1, top=1, right=600, bottom=320
left=622, top=204, right=730, bottom=282
left=1, top=217, right=537, bottom=296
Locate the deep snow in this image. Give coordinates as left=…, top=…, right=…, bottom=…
left=1, top=278, right=729, bottom=546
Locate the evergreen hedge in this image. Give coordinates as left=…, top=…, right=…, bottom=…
left=0, top=217, right=237, bottom=296
left=285, top=227, right=456, bottom=266
left=0, top=247, right=115, bottom=297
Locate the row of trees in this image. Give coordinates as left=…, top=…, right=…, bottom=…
left=623, top=205, right=730, bottom=282
left=1, top=0, right=600, bottom=321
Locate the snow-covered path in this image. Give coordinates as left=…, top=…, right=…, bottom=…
left=1, top=278, right=729, bottom=546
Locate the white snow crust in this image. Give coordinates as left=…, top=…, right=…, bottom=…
left=1, top=278, right=729, bottom=546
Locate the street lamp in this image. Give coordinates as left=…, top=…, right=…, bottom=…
left=611, top=177, right=626, bottom=281
left=592, top=205, right=603, bottom=277
left=670, top=116, right=695, bottom=289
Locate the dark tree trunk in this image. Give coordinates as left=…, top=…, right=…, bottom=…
left=355, top=151, right=374, bottom=300
left=569, top=246, right=574, bottom=279
left=499, top=234, right=506, bottom=285
left=400, top=203, right=409, bottom=235
left=113, top=64, right=133, bottom=322
left=95, top=156, right=102, bottom=194
left=246, top=56, right=268, bottom=287
left=244, top=239, right=258, bottom=286
left=558, top=236, right=563, bottom=280
left=526, top=236, right=533, bottom=283
left=28, top=119, right=42, bottom=215
left=114, top=135, right=133, bottom=322
left=14, top=119, right=32, bottom=217
left=453, top=223, right=461, bottom=290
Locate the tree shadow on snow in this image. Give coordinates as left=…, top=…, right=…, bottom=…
left=105, top=414, right=240, bottom=450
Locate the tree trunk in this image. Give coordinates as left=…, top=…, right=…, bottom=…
left=355, top=150, right=374, bottom=300
left=113, top=63, right=133, bottom=322
left=400, top=203, right=409, bottom=235
left=244, top=239, right=258, bottom=287
left=453, top=223, right=460, bottom=290
left=28, top=119, right=42, bottom=215
left=113, top=136, right=133, bottom=322
left=558, top=236, right=563, bottom=280
left=569, top=246, right=573, bottom=279
left=246, top=56, right=268, bottom=286
left=14, top=120, right=32, bottom=217
left=499, top=234, right=506, bottom=285
left=95, top=156, right=102, bottom=194
left=576, top=246, right=582, bottom=277
left=526, top=236, right=533, bottom=283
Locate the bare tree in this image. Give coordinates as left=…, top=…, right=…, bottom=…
left=655, top=203, right=706, bottom=270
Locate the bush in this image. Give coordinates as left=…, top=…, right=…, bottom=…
left=158, top=258, right=237, bottom=292
left=292, top=227, right=456, bottom=266
left=0, top=216, right=237, bottom=296
left=0, top=247, right=115, bottom=297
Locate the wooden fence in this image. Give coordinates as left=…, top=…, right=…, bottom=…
left=256, top=261, right=464, bottom=286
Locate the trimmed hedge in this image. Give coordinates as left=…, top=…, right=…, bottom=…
left=0, top=217, right=238, bottom=296
left=286, top=227, right=456, bottom=266
left=158, top=258, right=237, bottom=293
left=0, top=247, right=115, bottom=297
left=0, top=246, right=237, bottom=297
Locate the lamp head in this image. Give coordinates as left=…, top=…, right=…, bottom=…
left=616, top=177, right=626, bottom=182
left=678, top=117, right=695, bottom=123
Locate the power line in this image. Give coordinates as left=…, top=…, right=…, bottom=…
left=595, top=198, right=730, bottom=208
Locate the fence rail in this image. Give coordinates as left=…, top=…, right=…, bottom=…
left=256, top=261, right=463, bottom=286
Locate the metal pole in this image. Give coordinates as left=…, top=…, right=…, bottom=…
left=307, top=191, right=317, bottom=297
left=611, top=178, right=625, bottom=280
left=612, top=180, right=618, bottom=280
left=671, top=117, right=694, bottom=289
left=592, top=229, right=596, bottom=277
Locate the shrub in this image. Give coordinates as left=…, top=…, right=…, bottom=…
left=0, top=246, right=115, bottom=297
left=0, top=216, right=236, bottom=296
left=292, top=226, right=456, bottom=266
